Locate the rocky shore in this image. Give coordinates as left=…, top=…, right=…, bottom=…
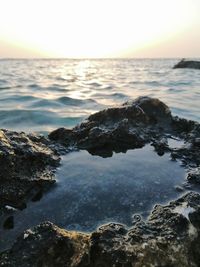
left=0, top=130, right=61, bottom=216
left=1, top=191, right=200, bottom=267
left=0, top=96, right=200, bottom=266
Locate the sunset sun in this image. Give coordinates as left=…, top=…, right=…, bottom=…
left=0, top=0, right=199, bottom=58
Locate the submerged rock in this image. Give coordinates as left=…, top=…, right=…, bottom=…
left=0, top=130, right=60, bottom=213
left=173, top=59, right=200, bottom=70
left=1, top=192, right=200, bottom=267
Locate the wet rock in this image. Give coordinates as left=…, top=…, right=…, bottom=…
left=151, top=137, right=169, bottom=156
left=0, top=222, right=90, bottom=267
left=173, top=59, right=200, bottom=70
left=89, top=192, right=200, bottom=267
left=187, top=168, right=200, bottom=184
left=171, top=116, right=196, bottom=135
left=3, top=216, right=14, bottom=230
left=182, top=182, right=193, bottom=190
left=192, top=137, right=200, bottom=147
left=49, top=97, right=200, bottom=163
left=0, top=130, right=60, bottom=214
left=174, top=185, right=185, bottom=192
left=1, top=192, right=200, bottom=266
left=49, top=97, right=173, bottom=156
left=166, top=119, right=200, bottom=168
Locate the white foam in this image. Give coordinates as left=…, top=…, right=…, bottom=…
left=173, top=202, right=194, bottom=220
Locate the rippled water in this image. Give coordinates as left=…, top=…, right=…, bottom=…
left=0, top=58, right=200, bottom=133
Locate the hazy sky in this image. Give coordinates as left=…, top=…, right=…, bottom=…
left=0, top=0, right=199, bottom=58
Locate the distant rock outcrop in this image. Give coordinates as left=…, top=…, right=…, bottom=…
left=173, top=59, right=200, bottom=70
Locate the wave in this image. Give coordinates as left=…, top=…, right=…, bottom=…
left=30, top=96, right=99, bottom=108
left=93, top=92, right=128, bottom=99
left=0, top=85, right=22, bottom=90
left=0, top=94, right=99, bottom=110
left=0, top=109, right=84, bottom=127
left=0, top=58, right=199, bottom=133
left=0, top=79, right=8, bottom=84
left=86, top=82, right=102, bottom=87
left=57, top=96, right=97, bottom=106
left=28, top=84, right=69, bottom=92
left=0, top=94, right=39, bottom=102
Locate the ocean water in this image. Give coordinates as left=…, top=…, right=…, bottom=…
left=0, top=58, right=200, bottom=133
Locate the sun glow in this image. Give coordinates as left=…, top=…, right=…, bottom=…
left=0, top=0, right=199, bottom=58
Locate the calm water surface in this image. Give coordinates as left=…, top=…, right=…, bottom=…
left=0, top=145, right=187, bottom=251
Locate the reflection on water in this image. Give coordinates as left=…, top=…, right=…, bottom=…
left=0, top=58, right=200, bottom=133
left=0, top=145, right=186, bottom=251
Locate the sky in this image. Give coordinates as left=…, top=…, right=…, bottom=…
left=0, top=0, right=199, bottom=58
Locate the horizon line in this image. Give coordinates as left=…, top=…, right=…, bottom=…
left=0, top=57, right=200, bottom=60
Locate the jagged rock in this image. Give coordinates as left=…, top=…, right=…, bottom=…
left=173, top=59, right=200, bottom=70
left=151, top=137, right=169, bottom=156
left=49, top=97, right=173, bottom=156
left=0, top=222, right=90, bottom=267
left=0, top=130, right=60, bottom=213
left=1, top=192, right=200, bottom=267
left=187, top=168, right=200, bottom=184
left=49, top=97, right=200, bottom=163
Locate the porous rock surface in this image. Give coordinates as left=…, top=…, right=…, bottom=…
left=1, top=192, right=200, bottom=267
left=49, top=96, right=173, bottom=157
left=49, top=96, right=200, bottom=164
left=0, top=130, right=60, bottom=213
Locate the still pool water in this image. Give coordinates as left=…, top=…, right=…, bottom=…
left=0, top=144, right=187, bottom=251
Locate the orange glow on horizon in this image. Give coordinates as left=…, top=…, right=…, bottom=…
left=0, top=0, right=199, bottom=58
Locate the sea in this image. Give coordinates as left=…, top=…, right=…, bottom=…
left=0, top=58, right=200, bottom=134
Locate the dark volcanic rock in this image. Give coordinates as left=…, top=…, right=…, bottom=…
left=49, top=96, right=200, bottom=163
left=151, top=137, right=169, bottom=156
left=0, top=130, right=60, bottom=213
left=0, top=222, right=90, bottom=267
left=169, top=120, right=200, bottom=167
left=89, top=192, right=200, bottom=267
left=1, top=192, right=200, bottom=267
left=173, top=59, right=200, bottom=70
left=49, top=96, right=173, bottom=156
left=3, top=216, right=14, bottom=230
left=187, top=168, right=200, bottom=184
